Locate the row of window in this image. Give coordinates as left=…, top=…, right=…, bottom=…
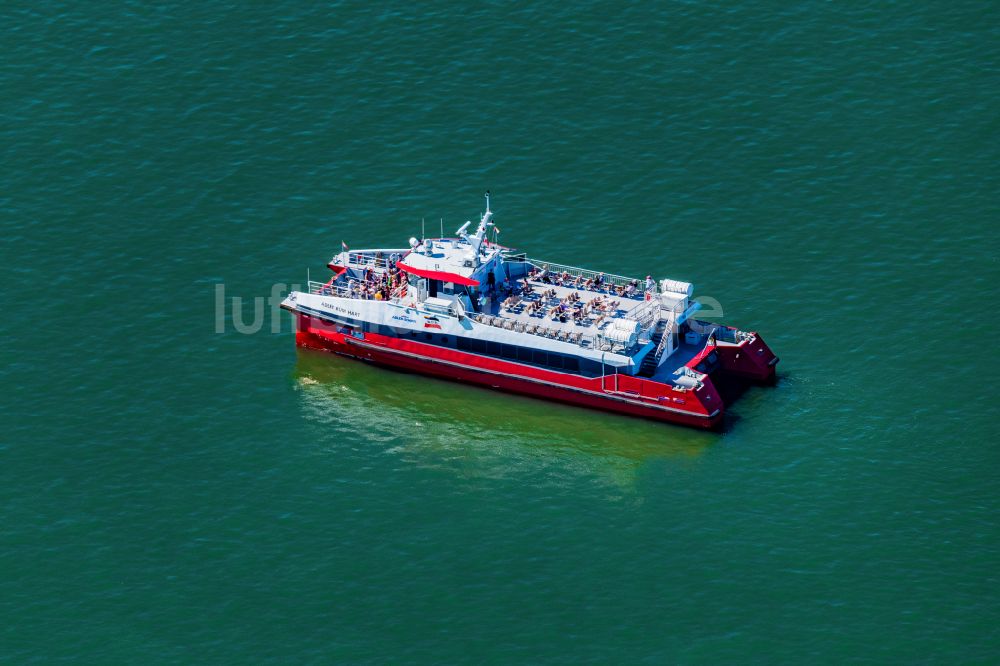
left=319, top=317, right=605, bottom=377
left=456, top=337, right=585, bottom=374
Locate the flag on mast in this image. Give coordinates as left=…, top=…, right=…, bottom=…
left=341, top=240, right=349, bottom=252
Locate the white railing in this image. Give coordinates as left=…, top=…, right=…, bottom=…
left=525, top=258, right=658, bottom=293
left=391, top=282, right=410, bottom=300
left=687, top=320, right=753, bottom=343
left=309, top=280, right=350, bottom=297
left=631, top=297, right=661, bottom=329
left=348, top=251, right=390, bottom=269
left=308, top=279, right=411, bottom=304
left=653, top=318, right=676, bottom=362
left=334, top=249, right=410, bottom=270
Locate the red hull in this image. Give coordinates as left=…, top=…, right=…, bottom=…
left=687, top=333, right=779, bottom=385
left=295, top=314, right=726, bottom=429
left=716, top=335, right=779, bottom=384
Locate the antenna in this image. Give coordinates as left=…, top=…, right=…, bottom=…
left=485, top=190, right=491, bottom=213
left=440, top=218, right=443, bottom=237
left=421, top=217, right=425, bottom=240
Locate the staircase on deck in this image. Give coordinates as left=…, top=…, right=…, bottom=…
left=637, top=316, right=676, bottom=378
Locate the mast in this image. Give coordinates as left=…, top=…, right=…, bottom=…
left=456, top=191, right=495, bottom=266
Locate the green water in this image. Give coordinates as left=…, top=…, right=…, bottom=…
left=2, top=1, right=998, bottom=662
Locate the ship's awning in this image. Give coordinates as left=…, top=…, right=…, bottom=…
left=396, top=262, right=480, bottom=287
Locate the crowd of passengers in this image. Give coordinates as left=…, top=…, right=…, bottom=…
left=321, top=251, right=408, bottom=301
left=528, top=265, right=656, bottom=298
left=505, top=287, right=622, bottom=325
left=491, top=266, right=659, bottom=325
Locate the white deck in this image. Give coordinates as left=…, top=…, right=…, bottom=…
left=481, top=278, right=653, bottom=348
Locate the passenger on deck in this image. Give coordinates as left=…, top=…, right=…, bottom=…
left=625, top=282, right=637, bottom=297
left=645, top=275, right=655, bottom=292
left=539, top=264, right=551, bottom=283
left=595, top=272, right=604, bottom=288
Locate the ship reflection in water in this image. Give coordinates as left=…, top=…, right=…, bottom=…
left=292, top=349, right=715, bottom=492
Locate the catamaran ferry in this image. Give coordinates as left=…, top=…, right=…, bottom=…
left=281, top=194, right=778, bottom=429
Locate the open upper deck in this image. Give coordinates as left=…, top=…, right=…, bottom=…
left=477, top=275, right=661, bottom=349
